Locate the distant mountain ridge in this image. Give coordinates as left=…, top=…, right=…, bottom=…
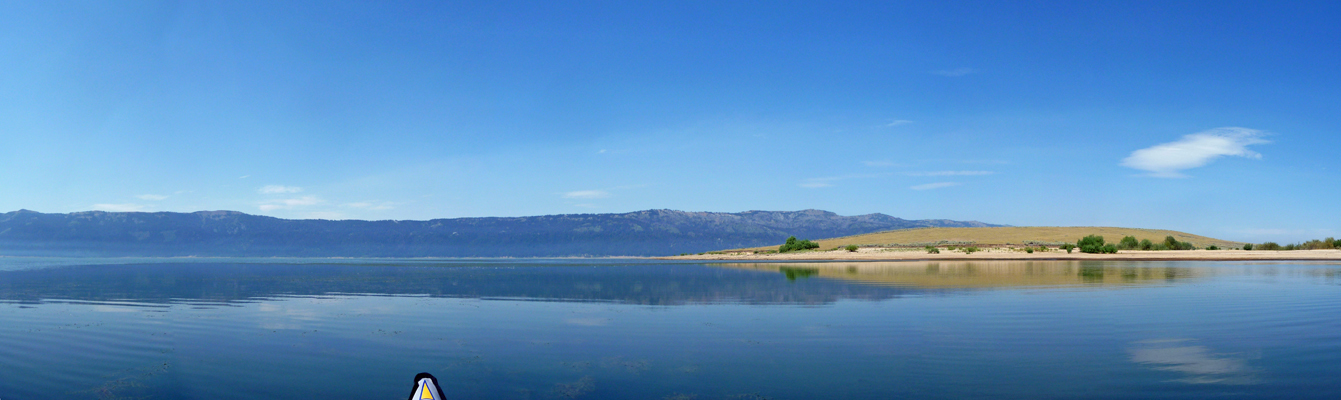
left=0, top=209, right=1002, bottom=257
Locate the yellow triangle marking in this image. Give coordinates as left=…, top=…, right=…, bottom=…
left=420, top=381, right=434, bottom=399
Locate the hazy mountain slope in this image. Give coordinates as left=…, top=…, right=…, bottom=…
left=0, top=209, right=1001, bottom=257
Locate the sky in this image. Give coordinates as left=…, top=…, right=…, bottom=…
left=2, top=1, right=1339, bottom=243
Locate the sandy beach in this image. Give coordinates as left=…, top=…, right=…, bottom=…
left=662, top=247, right=1341, bottom=262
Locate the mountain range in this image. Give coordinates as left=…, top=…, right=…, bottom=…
left=0, top=209, right=1001, bottom=257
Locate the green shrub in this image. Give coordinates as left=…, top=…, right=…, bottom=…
left=1101, top=244, right=1118, bottom=254
left=1206, top=245, right=1220, bottom=251
left=1258, top=242, right=1281, bottom=251
left=1139, top=239, right=1154, bottom=250
left=962, top=246, right=981, bottom=254
left=845, top=244, right=859, bottom=252
left=926, top=246, right=940, bottom=254
left=1026, top=248, right=1034, bottom=254
left=1242, top=243, right=1253, bottom=251
left=1060, top=243, right=1075, bottom=254
left=779, top=236, right=821, bottom=253
left=1078, top=235, right=1106, bottom=254
left=1118, top=236, right=1139, bottom=250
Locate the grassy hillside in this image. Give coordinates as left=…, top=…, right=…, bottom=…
left=730, top=226, right=1243, bottom=252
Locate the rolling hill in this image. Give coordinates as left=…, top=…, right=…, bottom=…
left=729, top=226, right=1243, bottom=252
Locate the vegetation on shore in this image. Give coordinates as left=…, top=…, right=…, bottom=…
left=726, top=227, right=1240, bottom=253
left=778, top=236, right=820, bottom=253
left=1250, top=237, right=1338, bottom=250
left=718, top=230, right=1338, bottom=257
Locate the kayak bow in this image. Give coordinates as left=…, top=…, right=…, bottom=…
left=408, top=372, right=446, bottom=400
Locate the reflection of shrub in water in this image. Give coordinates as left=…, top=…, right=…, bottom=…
left=779, top=267, right=819, bottom=281
left=1079, top=266, right=1105, bottom=281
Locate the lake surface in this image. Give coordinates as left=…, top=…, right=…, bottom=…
left=1, top=258, right=1338, bottom=399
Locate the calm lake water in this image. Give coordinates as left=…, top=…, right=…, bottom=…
left=1, top=258, right=1338, bottom=399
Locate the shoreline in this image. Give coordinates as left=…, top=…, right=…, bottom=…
left=659, top=248, right=1341, bottom=262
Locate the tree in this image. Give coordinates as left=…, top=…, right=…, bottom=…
left=1078, top=235, right=1107, bottom=254
left=1118, top=236, right=1139, bottom=250
left=1061, top=243, right=1075, bottom=254
left=779, top=236, right=820, bottom=253
left=1243, top=243, right=1254, bottom=251
left=1139, top=239, right=1154, bottom=250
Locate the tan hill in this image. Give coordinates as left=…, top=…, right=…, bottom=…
left=729, top=226, right=1243, bottom=252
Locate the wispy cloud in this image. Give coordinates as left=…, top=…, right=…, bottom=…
left=92, top=203, right=147, bottom=212
left=258, top=196, right=322, bottom=211
left=906, top=170, right=995, bottom=177
left=911, top=182, right=960, bottom=190
left=259, top=185, right=303, bottom=194
left=136, top=194, right=168, bottom=201
left=239, top=175, right=250, bottom=179
left=799, top=173, right=889, bottom=189
left=562, top=190, right=610, bottom=199
left=931, top=67, right=974, bottom=77
left=886, top=119, right=914, bottom=127
left=1121, top=127, right=1269, bottom=178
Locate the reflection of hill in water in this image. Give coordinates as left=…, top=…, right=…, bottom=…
left=714, top=261, right=1208, bottom=288
left=0, top=262, right=921, bottom=306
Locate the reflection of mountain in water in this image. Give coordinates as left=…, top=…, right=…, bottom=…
left=715, top=261, right=1207, bottom=288
left=0, top=261, right=921, bottom=306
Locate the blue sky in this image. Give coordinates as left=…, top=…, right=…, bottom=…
left=2, top=1, right=1339, bottom=243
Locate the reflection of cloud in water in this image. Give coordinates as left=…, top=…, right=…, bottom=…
left=1129, top=339, right=1255, bottom=384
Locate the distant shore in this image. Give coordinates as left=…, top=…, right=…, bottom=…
left=661, top=248, right=1341, bottom=262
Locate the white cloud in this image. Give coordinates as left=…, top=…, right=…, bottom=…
left=1121, top=127, right=1269, bottom=178
left=906, top=170, right=995, bottom=176
left=799, top=173, right=889, bottom=189
left=562, top=190, right=610, bottom=199
left=911, top=182, right=960, bottom=190
left=259, top=185, right=303, bottom=194
left=931, top=68, right=974, bottom=77
left=886, top=120, right=914, bottom=127
left=239, top=175, right=250, bottom=179
left=258, top=196, right=322, bottom=211
left=136, top=194, right=168, bottom=201
left=92, top=203, right=147, bottom=212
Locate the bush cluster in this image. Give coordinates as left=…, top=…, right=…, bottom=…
left=1077, top=235, right=1118, bottom=254
left=845, top=244, right=859, bottom=252
left=1252, top=237, right=1339, bottom=250
left=778, top=236, right=820, bottom=253
left=926, top=246, right=940, bottom=254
